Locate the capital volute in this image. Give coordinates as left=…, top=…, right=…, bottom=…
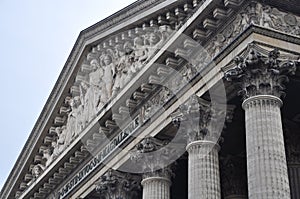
left=171, top=96, right=231, bottom=144
left=130, top=137, right=174, bottom=173
left=225, top=45, right=298, bottom=100
left=95, top=169, right=140, bottom=199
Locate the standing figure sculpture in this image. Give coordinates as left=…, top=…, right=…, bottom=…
left=101, top=53, right=115, bottom=101
left=145, top=32, right=162, bottom=56
left=80, top=81, right=95, bottom=125
left=66, top=98, right=78, bottom=139
left=89, top=59, right=104, bottom=111
left=133, top=36, right=148, bottom=71
left=113, top=42, right=135, bottom=97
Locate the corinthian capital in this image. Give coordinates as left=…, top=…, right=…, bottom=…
left=95, top=169, right=140, bottom=199
left=131, top=137, right=175, bottom=179
left=225, top=45, right=298, bottom=99
left=172, top=96, right=230, bottom=144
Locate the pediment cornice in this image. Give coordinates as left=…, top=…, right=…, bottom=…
left=0, top=0, right=172, bottom=198
left=2, top=0, right=300, bottom=198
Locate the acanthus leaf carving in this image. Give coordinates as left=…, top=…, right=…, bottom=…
left=95, top=169, right=140, bottom=199
left=130, top=137, right=175, bottom=179
left=224, top=46, right=298, bottom=99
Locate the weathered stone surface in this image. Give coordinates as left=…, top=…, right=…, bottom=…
left=95, top=169, right=140, bottom=199
left=225, top=47, right=298, bottom=199
left=131, top=137, right=174, bottom=199
left=243, top=95, right=290, bottom=198
left=187, top=140, right=221, bottom=199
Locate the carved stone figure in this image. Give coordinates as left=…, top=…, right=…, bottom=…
left=101, top=54, right=115, bottom=100
left=145, top=32, right=162, bottom=56
left=133, top=36, right=148, bottom=70
left=80, top=81, right=96, bottom=124
left=31, top=164, right=44, bottom=179
left=89, top=59, right=104, bottom=111
left=42, top=148, right=53, bottom=167
left=48, top=28, right=173, bottom=154
left=259, top=5, right=274, bottom=28
left=56, top=126, right=70, bottom=153
left=66, top=98, right=78, bottom=139
left=79, top=58, right=105, bottom=123
left=207, top=2, right=300, bottom=59
left=112, top=42, right=134, bottom=96
left=220, top=154, right=248, bottom=198
left=74, top=96, right=84, bottom=134
left=51, top=139, right=60, bottom=159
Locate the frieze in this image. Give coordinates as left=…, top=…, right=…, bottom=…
left=56, top=116, right=140, bottom=199
left=10, top=1, right=300, bottom=198
left=206, top=2, right=300, bottom=59
left=16, top=1, right=204, bottom=196
left=35, top=25, right=175, bottom=182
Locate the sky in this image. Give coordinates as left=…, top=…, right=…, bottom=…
left=0, top=0, right=137, bottom=191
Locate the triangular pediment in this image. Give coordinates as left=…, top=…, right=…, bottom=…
left=2, top=0, right=300, bottom=198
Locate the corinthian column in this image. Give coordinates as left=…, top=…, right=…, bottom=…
left=141, top=169, right=172, bottom=199
left=225, top=47, right=298, bottom=199
left=95, top=169, right=140, bottom=199
left=131, top=137, right=174, bottom=199
left=187, top=140, right=220, bottom=199
left=178, top=97, right=225, bottom=199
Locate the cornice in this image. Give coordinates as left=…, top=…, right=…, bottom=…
left=2, top=0, right=300, bottom=198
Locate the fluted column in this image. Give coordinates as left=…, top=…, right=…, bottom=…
left=131, top=137, right=174, bottom=199
left=177, top=97, right=225, bottom=199
left=187, top=140, right=220, bottom=199
left=225, top=46, right=298, bottom=199
left=243, top=95, right=290, bottom=198
left=141, top=170, right=172, bottom=199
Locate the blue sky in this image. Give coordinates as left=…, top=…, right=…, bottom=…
left=0, top=0, right=136, bottom=190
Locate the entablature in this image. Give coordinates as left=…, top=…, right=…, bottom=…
left=2, top=0, right=300, bottom=199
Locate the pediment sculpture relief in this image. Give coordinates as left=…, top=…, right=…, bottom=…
left=207, top=2, right=300, bottom=58
left=40, top=26, right=173, bottom=171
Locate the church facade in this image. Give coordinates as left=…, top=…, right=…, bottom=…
left=1, top=0, right=300, bottom=198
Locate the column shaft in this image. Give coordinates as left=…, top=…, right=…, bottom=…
left=187, top=140, right=221, bottom=199
left=142, top=176, right=171, bottom=199
left=243, top=95, right=290, bottom=198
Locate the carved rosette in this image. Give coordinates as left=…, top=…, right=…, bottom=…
left=95, top=169, right=140, bottom=199
left=225, top=47, right=297, bottom=100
